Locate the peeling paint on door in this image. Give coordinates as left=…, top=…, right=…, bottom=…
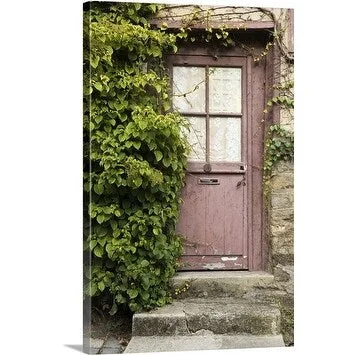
left=221, top=256, right=238, bottom=261
left=181, top=255, right=248, bottom=270
left=203, top=262, right=225, bottom=270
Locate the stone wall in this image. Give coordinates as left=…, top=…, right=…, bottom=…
left=269, top=8, right=294, bottom=345
left=154, top=6, right=290, bottom=28
left=269, top=161, right=294, bottom=345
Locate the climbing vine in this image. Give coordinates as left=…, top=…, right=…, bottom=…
left=83, top=2, right=189, bottom=313
left=263, top=124, right=294, bottom=194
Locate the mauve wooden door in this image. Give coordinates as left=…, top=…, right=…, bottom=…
left=172, top=55, right=250, bottom=270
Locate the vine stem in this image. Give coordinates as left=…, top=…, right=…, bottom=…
left=256, top=7, right=294, bottom=62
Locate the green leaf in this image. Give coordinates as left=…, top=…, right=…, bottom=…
left=154, top=150, right=163, bottom=162
left=109, top=302, right=118, bottom=316
left=162, top=157, right=170, bottom=167
left=94, top=184, right=104, bottom=195
left=97, top=214, right=105, bottom=224
left=151, top=46, right=161, bottom=58
left=110, top=220, right=118, bottom=230
left=103, top=206, right=112, bottom=214
left=149, top=4, right=157, bottom=12
left=127, top=289, right=139, bottom=299
left=153, top=228, right=160, bottom=236
left=93, top=245, right=104, bottom=257
left=93, top=82, right=103, bottom=91
left=98, top=238, right=106, bottom=247
left=141, top=259, right=149, bottom=267
left=138, top=120, right=148, bottom=130
left=98, top=281, right=105, bottom=292
left=89, top=240, right=97, bottom=250
left=133, top=141, right=141, bottom=149
left=94, top=115, right=103, bottom=124
left=141, top=291, right=149, bottom=300
left=89, top=283, right=98, bottom=297
left=133, top=177, right=142, bottom=187
left=90, top=55, right=99, bottom=69
left=115, top=294, right=125, bottom=304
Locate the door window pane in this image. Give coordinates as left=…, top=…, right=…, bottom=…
left=173, top=66, right=205, bottom=113
left=210, top=117, right=241, bottom=162
left=182, top=116, right=206, bottom=162
left=209, top=67, right=241, bottom=114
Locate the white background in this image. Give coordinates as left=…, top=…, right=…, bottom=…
left=1, top=0, right=354, bottom=354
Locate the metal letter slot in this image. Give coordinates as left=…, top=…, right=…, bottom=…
left=199, top=178, right=220, bottom=185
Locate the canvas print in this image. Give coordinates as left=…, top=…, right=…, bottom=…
left=83, top=1, right=294, bottom=353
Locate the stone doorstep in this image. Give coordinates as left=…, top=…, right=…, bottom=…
left=171, top=271, right=276, bottom=299
left=124, top=334, right=285, bottom=353
left=132, top=298, right=281, bottom=337
left=125, top=272, right=285, bottom=353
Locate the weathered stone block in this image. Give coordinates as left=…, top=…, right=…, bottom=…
left=271, top=191, right=293, bottom=209
left=270, top=173, right=294, bottom=190
left=271, top=246, right=293, bottom=256
left=133, top=312, right=189, bottom=336
left=271, top=161, right=294, bottom=174
left=270, top=237, right=293, bottom=255
left=273, top=264, right=291, bottom=282
left=270, top=223, right=293, bottom=238
left=186, top=312, right=280, bottom=336
left=271, top=253, right=294, bottom=267
left=132, top=299, right=281, bottom=337
left=270, top=208, right=294, bottom=223
left=171, top=271, right=275, bottom=299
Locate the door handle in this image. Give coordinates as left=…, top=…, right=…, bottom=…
left=236, top=176, right=246, bottom=189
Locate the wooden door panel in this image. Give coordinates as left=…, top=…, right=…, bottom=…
left=176, top=174, right=206, bottom=255
left=204, top=174, right=245, bottom=256
left=205, top=182, right=226, bottom=255
left=176, top=173, right=247, bottom=270
left=223, top=175, right=246, bottom=255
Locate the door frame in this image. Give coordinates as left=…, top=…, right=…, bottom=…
left=167, top=41, right=271, bottom=271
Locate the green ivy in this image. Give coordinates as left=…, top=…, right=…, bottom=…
left=83, top=2, right=189, bottom=313
left=263, top=124, right=294, bottom=193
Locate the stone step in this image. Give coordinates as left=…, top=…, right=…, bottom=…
left=171, top=271, right=276, bottom=299
left=132, top=298, right=281, bottom=337
left=124, top=334, right=285, bottom=353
